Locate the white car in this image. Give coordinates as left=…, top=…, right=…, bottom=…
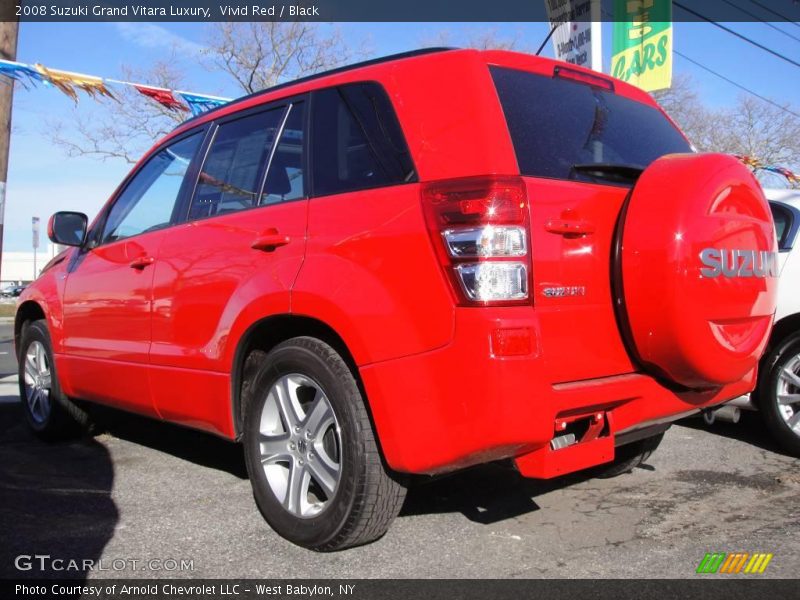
left=713, top=188, right=800, bottom=456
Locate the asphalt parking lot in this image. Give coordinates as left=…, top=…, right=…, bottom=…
left=1, top=321, right=798, bottom=580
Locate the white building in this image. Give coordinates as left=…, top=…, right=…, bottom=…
left=1, top=244, right=61, bottom=285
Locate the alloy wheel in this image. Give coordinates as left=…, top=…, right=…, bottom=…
left=258, top=373, right=342, bottom=518
left=775, top=353, right=800, bottom=435
left=23, top=340, right=52, bottom=425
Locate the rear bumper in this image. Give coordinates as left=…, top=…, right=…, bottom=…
left=359, top=307, right=756, bottom=477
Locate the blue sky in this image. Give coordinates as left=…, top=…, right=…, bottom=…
left=4, top=20, right=800, bottom=251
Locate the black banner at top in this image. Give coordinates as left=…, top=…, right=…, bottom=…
left=3, top=0, right=800, bottom=22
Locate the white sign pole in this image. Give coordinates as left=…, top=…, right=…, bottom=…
left=545, top=0, right=600, bottom=72
left=590, top=0, right=603, bottom=73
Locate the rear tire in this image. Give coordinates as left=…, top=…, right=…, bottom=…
left=242, top=337, right=406, bottom=551
left=18, top=319, right=90, bottom=440
left=593, top=433, right=665, bottom=478
left=757, top=332, right=800, bottom=457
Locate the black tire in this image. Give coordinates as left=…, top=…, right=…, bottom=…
left=17, top=319, right=90, bottom=440
left=757, top=332, right=800, bottom=457
left=242, top=337, right=406, bottom=551
left=593, top=433, right=665, bottom=478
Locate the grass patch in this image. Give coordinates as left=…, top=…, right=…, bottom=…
left=0, top=304, right=17, bottom=318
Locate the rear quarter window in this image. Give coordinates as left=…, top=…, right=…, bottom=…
left=311, top=82, right=416, bottom=197
left=490, top=66, right=692, bottom=182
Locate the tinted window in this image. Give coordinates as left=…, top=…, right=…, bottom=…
left=490, top=66, right=692, bottom=182
left=312, top=83, right=415, bottom=197
left=262, top=102, right=306, bottom=205
left=771, top=202, right=793, bottom=249
left=102, top=133, right=202, bottom=243
left=189, top=108, right=284, bottom=220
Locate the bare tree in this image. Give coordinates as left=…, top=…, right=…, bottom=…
left=707, top=96, right=800, bottom=168
left=652, top=74, right=703, bottom=131
left=653, top=75, right=800, bottom=172
left=206, top=22, right=359, bottom=94
left=49, top=23, right=361, bottom=163
left=50, top=61, right=188, bottom=164
left=651, top=73, right=717, bottom=152
left=423, top=27, right=528, bottom=51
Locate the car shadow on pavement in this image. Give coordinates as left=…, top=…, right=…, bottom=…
left=0, top=402, right=118, bottom=582
left=88, top=406, right=249, bottom=480
left=677, top=413, right=795, bottom=458
left=400, top=462, right=597, bottom=525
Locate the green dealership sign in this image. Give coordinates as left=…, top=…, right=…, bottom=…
left=611, top=0, right=672, bottom=92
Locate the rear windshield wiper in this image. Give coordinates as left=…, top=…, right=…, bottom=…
left=570, top=163, right=645, bottom=183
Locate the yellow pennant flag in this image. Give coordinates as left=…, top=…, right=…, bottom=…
left=34, top=64, right=116, bottom=102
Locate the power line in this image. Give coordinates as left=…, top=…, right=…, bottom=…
left=674, top=49, right=800, bottom=120
left=721, top=0, right=800, bottom=44
left=674, top=2, right=800, bottom=70
left=745, top=0, right=800, bottom=30
left=599, top=5, right=799, bottom=119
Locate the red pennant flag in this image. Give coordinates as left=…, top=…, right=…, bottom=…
left=134, top=85, right=188, bottom=112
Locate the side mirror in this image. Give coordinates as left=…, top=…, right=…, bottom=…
left=48, top=211, right=88, bottom=247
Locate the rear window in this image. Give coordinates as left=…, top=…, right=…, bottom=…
left=490, top=66, right=692, bottom=182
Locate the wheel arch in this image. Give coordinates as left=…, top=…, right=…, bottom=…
left=230, top=314, right=361, bottom=439
left=754, top=312, right=800, bottom=408
left=14, top=300, right=46, bottom=359
left=768, top=312, right=800, bottom=354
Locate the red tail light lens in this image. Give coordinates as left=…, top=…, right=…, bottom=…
left=421, top=176, right=531, bottom=306
left=423, top=176, right=527, bottom=226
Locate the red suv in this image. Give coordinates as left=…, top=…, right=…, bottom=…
left=17, top=48, right=778, bottom=550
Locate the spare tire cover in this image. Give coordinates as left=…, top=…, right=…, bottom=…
left=618, top=153, right=778, bottom=389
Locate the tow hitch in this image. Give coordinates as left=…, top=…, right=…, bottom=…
left=515, top=411, right=614, bottom=478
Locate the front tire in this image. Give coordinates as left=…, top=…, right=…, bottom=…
left=243, top=337, right=406, bottom=551
left=18, top=319, right=89, bottom=440
left=757, top=332, right=800, bottom=457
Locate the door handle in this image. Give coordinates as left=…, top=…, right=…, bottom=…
left=251, top=229, right=291, bottom=252
left=129, top=256, right=155, bottom=270
left=545, top=219, right=595, bottom=237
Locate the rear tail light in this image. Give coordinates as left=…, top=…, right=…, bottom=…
left=422, top=176, right=531, bottom=306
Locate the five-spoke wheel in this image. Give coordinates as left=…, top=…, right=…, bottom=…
left=18, top=319, right=88, bottom=439
left=243, top=337, right=406, bottom=551
left=759, top=331, right=800, bottom=457
left=258, top=373, right=342, bottom=518
left=22, top=340, right=53, bottom=425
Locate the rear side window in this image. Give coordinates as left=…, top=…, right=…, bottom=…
left=189, top=108, right=284, bottom=220
left=262, top=102, right=306, bottom=205
left=311, top=83, right=415, bottom=197
left=770, top=202, right=794, bottom=249
left=490, top=66, right=692, bottom=182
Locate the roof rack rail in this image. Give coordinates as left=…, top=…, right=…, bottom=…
left=175, top=47, right=457, bottom=129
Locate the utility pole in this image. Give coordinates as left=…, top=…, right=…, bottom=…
left=0, top=20, right=20, bottom=284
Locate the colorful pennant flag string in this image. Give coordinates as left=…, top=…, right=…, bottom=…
left=177, top=91, right=230, bottom=117
left=132, top=84, right=188, bottom=113
left=0, top=61, right=44, bottom=88
left=34, top=64, right=115, bottom=103
left=736, top=155, right=800, bottom=187
left=0, top=58, right=231, bottom=117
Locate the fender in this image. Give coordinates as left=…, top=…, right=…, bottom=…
left=16, top=257, right=68, bottom=352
